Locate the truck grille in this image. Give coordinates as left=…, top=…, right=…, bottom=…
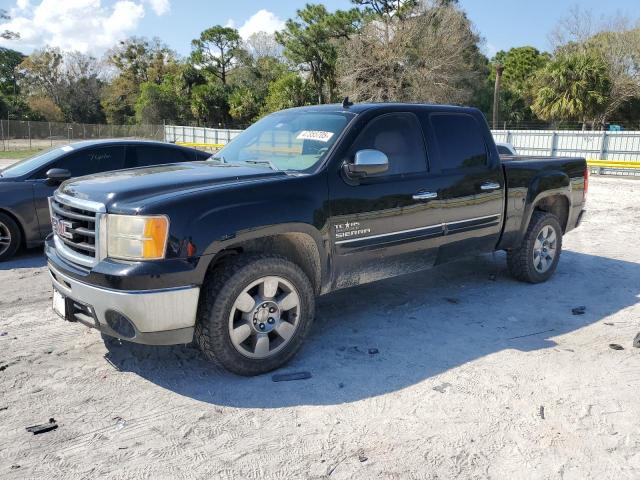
left=50, top=193, right=105, bottom=268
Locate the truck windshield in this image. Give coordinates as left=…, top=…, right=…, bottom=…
left=210, top=110, right=355, bottom=172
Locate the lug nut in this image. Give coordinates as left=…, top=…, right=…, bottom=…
left=262, top=303, right=268, bottom=308
left=268, top=317, right=275, bottom=324
left=259, top=323, right=265, bottom=330
left=269, top=307, right=276, bottom=313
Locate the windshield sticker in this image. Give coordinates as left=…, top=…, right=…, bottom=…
left=296, top=130, right=334, bottom=142
left=61, top=145, right=74, bottom=152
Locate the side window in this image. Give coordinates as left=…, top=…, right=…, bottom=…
left=127, top=146, right=192, bottom=168
left=350, top=113, right=428, bottom=176
left=55, top=146, right=125, bottom=177
left=428, top=114, right=488, bottom=172
left=497, top=145, right=512, bottom=155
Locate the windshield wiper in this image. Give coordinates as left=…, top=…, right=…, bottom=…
left=209, top=155, right=226, bottom=163
left=243, top=159, right=279, bottom=171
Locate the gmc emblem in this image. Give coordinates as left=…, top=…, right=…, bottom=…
left=52, top=217, right=74, bottom=239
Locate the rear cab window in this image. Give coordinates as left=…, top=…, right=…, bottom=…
left=423, top=113, right=489, bottom=173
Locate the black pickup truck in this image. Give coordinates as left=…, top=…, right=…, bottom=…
left=46, top=103, right=587, bottom=375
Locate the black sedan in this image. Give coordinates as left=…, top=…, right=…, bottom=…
left=0, top=139, right=211, bottom=261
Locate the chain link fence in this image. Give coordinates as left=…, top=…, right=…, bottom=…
left=0, top=120, right=164, bottom=151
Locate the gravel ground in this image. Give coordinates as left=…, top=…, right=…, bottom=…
left=0, top=176, right=639, bottom=479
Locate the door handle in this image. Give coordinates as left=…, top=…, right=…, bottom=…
left=412, top=191, right=438, bottom=201
left=480, top=182, right=501, bottom=191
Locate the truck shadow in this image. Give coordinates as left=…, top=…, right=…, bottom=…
left=0, top=248, right=47, bottom=271
left=104, top=250, right=640, bottom=408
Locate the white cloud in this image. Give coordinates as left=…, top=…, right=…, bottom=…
left=145, top=0, right=169, bottom=16
left=0, top=0, right=170, bottom=55
left=237, top=9, right=285, bottom=39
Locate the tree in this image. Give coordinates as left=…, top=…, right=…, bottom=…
left=263, top=72, right=315, bottom=113
left=190, top=83, right=231, bottom=126
left=27, top=95, right=64, bottom=121
left=244, top=32, right=283, bottom=60
left=490, top=47, right=550, bottom=124
left=1, top=9, right=19, bottom=40
left=276, top=4, right=361, bottom=103
left=18, top=48, right=65, bottom=106
left=135, top=81, right=182, bottom=124
left=0, top=47, right=24, bottom=95
left=531, top=50, right=611, bottom=128
left=102, top=37, right=178, bottom=124
left=338, top=0, right=483, bottom=104
left=229, top=54, right=289, bottom=123
left=191, top=26, right=242, bottom=85
left=549, top=8, right=640, bottom=127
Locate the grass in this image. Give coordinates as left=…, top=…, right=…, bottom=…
left=0, top=149, right=44, bottom=160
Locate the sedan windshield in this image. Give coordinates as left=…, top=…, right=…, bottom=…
left=210, top=110, right=355, bottom=172
left=1, top=146, right=67, bottom=178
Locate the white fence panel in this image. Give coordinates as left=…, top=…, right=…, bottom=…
left=166, top=125, right=640, bottom=161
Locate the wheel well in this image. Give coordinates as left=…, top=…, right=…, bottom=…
left=207, top=233, right=322, bottom=294
left=534, top=195, right=569, bottom=232
left=0, top=208, right=26, bottom=247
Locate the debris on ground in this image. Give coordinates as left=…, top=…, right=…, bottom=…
left=445, top=298, right=460, bottom=304
left=539, top=406, right=545, bottom=420
left=357, top=449, right=368, bottom=463
left=26, top=418, right=58, bottom=435
left=633, top=333, right=640, bottom=349
left=609, top=344, right=624, bottom=351
left=488, top=273, right=497, bottom=281
left=272, top=371, right=312, bottom=382
left=433, top=382, right=452, bottom=393
left=368, top=348, right=379, bottom=355
left=508, top=329, right=555, bottom=340
left=0, top=331, right=8, bottom=336
left=0, top=364, right=8, bottom=372
left=0, top=406, right=8, bottom=411
left=572, top=306, right=586, bottom=315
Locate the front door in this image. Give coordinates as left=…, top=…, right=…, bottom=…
left=328, top=112, right=445, bottom=289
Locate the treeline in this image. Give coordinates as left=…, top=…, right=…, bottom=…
left=1, top=1, right=639, bottom=130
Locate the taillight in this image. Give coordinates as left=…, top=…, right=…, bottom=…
left=583, top=166, right=589, bottom=201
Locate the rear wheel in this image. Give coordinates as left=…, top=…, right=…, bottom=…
left=507, top=211, right=562, bottom=283
left=195, top=254, right=315, bottom=376
left=0, top=212, right=22, bottom=262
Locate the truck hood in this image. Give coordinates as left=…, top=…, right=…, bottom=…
left=59, top=161, right=286, bottom=210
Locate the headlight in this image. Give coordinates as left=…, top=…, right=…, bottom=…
left=106, top=214, right=169, bottom=261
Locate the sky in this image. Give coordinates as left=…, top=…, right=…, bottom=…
left=0, top=0, right=638, bottom=58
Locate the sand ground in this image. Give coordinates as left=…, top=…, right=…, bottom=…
left=0, top=176, right=639, bottom=479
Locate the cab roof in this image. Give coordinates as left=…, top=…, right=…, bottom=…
left=282, top=102, right=482, bottom=116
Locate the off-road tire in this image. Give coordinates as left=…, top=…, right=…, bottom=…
left=0, top=212, right=22, bottom=262
left=507, top=211, right=563, bottom=283
left=195, top=254, right=315, bottom=376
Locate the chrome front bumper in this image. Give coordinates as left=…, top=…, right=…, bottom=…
left=49, top=264, right=200, bottom=345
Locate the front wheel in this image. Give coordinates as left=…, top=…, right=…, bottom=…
left=195, top=254, right=315, bottom=376
left=507, top=211, right=563, bottom=283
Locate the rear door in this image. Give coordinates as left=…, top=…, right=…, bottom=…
left=328, top=111, right=445, bottom=289
left=420, top=112, right=504, bottom=261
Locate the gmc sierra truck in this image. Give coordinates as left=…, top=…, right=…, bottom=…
left=46, top=103, right=587, bottom=376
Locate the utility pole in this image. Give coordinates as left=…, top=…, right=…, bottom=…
left=493, top=63, right=504, bottom=130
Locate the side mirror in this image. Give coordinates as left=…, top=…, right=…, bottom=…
left=46, top=168, right=71, bottom=185
left=344, top=149, right=389, bottom=179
